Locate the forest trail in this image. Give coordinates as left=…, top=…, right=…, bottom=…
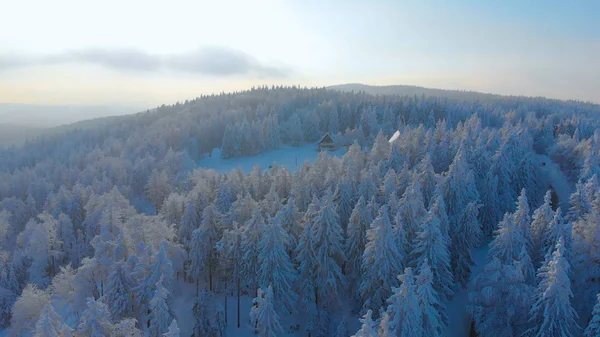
left=445, top=245, right=489, bottom=337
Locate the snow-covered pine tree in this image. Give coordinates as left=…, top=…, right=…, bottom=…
left=417, top=154, right=437, bottom=208
left=585, top=293, right=600, bottom=337
left=33, top=304, right=61, bottom=337
left=346, top=196, right=372, bottom=292
left=199, top=203, right=220, bottom=290
left=469, top=257, right=533, bottom=336
left=148, top=278, right=173, bottom=337
left=288, top=113, right=304, bottom=147
left=358, top=170, right=379, bottom=204
left=163, top=319, right=180, bottom=337
left=241, top=209, right=266, bottom=295
left=312, top=192, right=346, bottom=308
left=294, top=202, right=318, bottom=333
left=192, top=291, right=216, bottom=337
left=544, top=208, right=573, bottom=269
left=334, top=177, right=355, bottom=231
left=370, top=130, right=390, bottom=164
left=329, top=103, right=340, bottom=135
left=257, top=216, right=298, bottom=313
left=351, top=310, right=378, bottom=337
left=530, top=190, right=555, bottom=264
left=513, top=188, right=533, bottom=253
left=381, top=168, right=398, bottom=204
left=487, top=213, right=527, bottom=265
left=398, top=179, right=427, bottom=247
left=451, top=202, right=482, bottom=287
left=251, top=286, right=284, bottom=337
left=417, top=260, right=445, bottom=337
left=77, top=297, right=113, bottom=337
left=409, top=211, right=454, bottom=301
left=379, top=267, right=423, bottom=337
left=359, top=206, right=403, bottom=315
left=526, top=237, right=580, bottom=337
left=179, top=201, right=199, bottom=247
left=104, top=261, right=135, bottom=321
left=274, top=197, right=301, bottom=257
left=479, top=172, right=501, bottom=238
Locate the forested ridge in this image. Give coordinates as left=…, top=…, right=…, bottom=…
left=1, top=86, right=600, bottom=336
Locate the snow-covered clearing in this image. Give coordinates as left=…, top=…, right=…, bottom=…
left=446, top=245, right=489, bottom=337
left=171, top=280, right=359, bottom=337
left=199, top=144, right=348, bottom=174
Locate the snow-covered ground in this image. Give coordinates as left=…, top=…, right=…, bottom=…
left=199, top=144, right=348, bottom=174
left=171, top=280, right=360, bottom=337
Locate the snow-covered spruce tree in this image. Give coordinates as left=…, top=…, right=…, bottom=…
left=329, top=103, right=340, bottom=135
left=274, top=197, right=302, bottom=256
left=179, top=201, right=199, bottom=248
left=409, top=211, right=454, bottom=301
left=380, top=168, right=398, bottom=204
left=261, top=184, right=281, bottom=217
left=9, top=284, right=50, bottom=336
left=387, top=140, right=406, bottom=174
left=148, top=278, right=173, bottom=337
left=241, top=208, right=266, bottom=295
left=33, top=304, right=61, bottom=337
left=530, top=190, right=556, bottom=264
left=104, top=261, right=135, bottom=321
left=346, top=196, right=373, bottom=294
left=513, top=188, right=533, bottom=253
left=526, top=237, right=580, bottom=337
left=451, top=201, right=482, bottom=288
left=294, top=202, right=319, bottom=333
left=417, top=154, right=437, bottom=208
left=585, top=293, right=600, bottom=337
left=250, top=286, right=284, bottom=337
left=487, top=213, right=527, bottom=265
left=216, top=221, right=243, bottom=327
left=370, top=130, right=390, bottom=164
left=77, top=297, right=113, bottom=337
left=334, top=176, right=355, bottom=231
left=359, top=206, right=403, bottom=315
left=379, top=268, right=423, bottom=337
left=192, top=291, right=216, bottom=337
left=198, top=203, right=220, bottom=290
left=568, top=179, right=589, bottom=222
left=544, top=208, right=573, bottom=269
left=352, top=310, right=378, bottom=337
left=312, top=192, right=346, bottom=308
left=163, top=319, right=180, bottom=337
left=397, top=179, right=427, bottom=248
left=257, top=216, right=298, bottom=313
left=479, top=172, right=501, bottom=238
left=442, top=143, right=479, bottom=229
left=288, top=113, right=304, bottom=147
left=417, top=260, right=445, bottom=337
left=469, top=257, right=533, bottom=336
left=358, top=170, right=380, bottom=205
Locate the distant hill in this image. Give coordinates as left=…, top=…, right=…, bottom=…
left=329, top=83, right=549, bottom=102
left=0, top=103, right=144, bottom=128
left=0, top=124, right=45, bottom=146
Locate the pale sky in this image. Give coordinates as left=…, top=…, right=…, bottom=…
left=1, top=0, right=599, bottom=106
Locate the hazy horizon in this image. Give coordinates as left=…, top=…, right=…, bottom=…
left=1, top=0, right=598, bottom=108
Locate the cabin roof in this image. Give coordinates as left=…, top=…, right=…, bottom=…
left=318, top=133, right=334, bottom=144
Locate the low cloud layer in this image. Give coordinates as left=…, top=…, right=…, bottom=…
left=0, top=46, right=290, bottom=78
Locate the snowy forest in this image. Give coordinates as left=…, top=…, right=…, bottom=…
left=1, top=86, right=600, bottom=337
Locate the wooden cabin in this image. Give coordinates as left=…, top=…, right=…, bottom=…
left=317, top=133, right=336, bottom=151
